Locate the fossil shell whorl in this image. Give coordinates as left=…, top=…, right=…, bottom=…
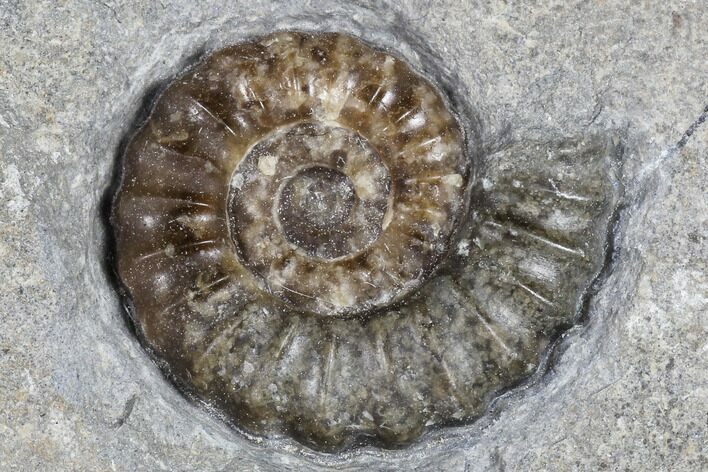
left=228, top=111, right=465, bottom=315
left=111, top=31, right=621, bottom=451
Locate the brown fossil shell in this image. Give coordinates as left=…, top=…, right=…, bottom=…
left=111, top=31, right=621, bottom=451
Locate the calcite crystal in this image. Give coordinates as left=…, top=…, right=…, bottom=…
left=111, top=31, right=621, bottom=451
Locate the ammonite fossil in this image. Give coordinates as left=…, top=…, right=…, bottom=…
left=111, top=31, right=621, bottom=451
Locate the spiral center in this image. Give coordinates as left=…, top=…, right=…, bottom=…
left=277, top=165, right=364, bottom=259
left=281, top=166, right=355, bottom=229
left=228, top=122, right=393, bottom=303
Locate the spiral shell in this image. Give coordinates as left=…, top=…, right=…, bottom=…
left=111, top=31, right=620, bottom=451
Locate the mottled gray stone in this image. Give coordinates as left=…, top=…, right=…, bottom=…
left=0, top=0, right=705, bottom=470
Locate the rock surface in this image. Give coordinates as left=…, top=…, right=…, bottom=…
left=0, top=0, right=705, bottom=470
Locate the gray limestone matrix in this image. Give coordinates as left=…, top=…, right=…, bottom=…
left=110, top=31, right=620, bottom=451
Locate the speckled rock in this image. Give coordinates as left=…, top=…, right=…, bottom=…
left=0, top=0, right=705, bottom=470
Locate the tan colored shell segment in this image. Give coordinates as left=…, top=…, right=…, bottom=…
left=112, top=31, right=620, bottom=452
